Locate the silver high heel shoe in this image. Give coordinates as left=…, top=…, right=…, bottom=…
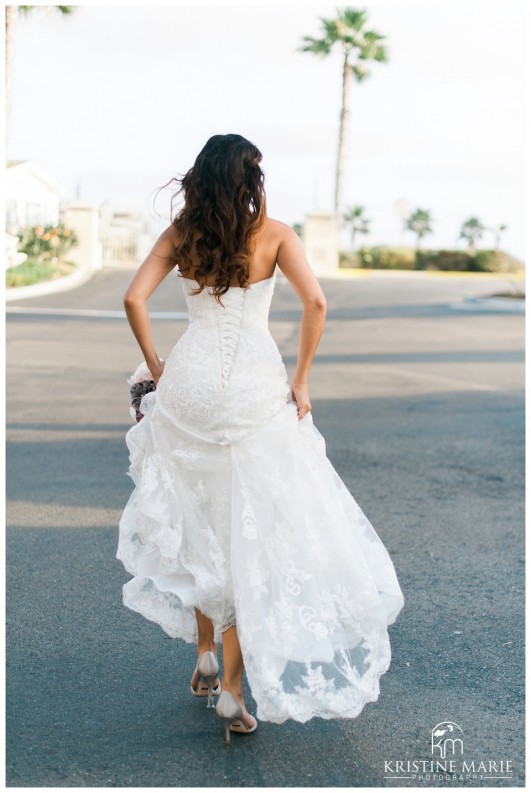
left=215, top=690, right=257, bottom=747
left=190, top=651, right=221, bottom=708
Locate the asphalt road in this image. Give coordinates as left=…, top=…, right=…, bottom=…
left=6, top=268, right=525, bottom=787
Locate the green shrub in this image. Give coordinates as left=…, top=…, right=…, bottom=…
left=415, top=249, right=472, bottom=271
left=6, top=258, right=76, bottom=287
left=340, top=246, right=523, bottom=273
left=416, top=249, right=522, bottom=273
left=355, top=246, right=417, bottom=270
left=472, top=250, right=522, bottom=273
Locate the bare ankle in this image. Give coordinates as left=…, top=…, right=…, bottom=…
left=197, top=642, right=217, bottom=656
left=222, top=680, right=243, bottom=698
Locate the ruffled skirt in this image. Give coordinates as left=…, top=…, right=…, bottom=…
left=116, top=391, right=404, bottom=724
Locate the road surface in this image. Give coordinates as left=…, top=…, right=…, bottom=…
left=6, top=268, right=525, bottom=786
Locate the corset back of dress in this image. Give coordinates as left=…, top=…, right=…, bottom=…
left=182, top=273, right=274, bottom=327
left=154, top=270, right=291, bottom=444
left=181, top=273, right=275, bottom=387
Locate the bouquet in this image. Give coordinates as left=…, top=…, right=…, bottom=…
left=127, top=359, right=164, bottom=423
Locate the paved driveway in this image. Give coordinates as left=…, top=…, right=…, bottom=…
left=6, top=268, right=525, bottom=786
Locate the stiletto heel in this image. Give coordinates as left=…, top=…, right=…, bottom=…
left=223, top=720, right=232, bottom=747
left=203, top=675, right=218, bottom=708
left=216, top=690, right=257, bottom=747
left=190, top=651, right=221, bottom=707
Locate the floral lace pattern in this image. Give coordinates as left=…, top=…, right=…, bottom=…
left=116, top=270, right=405, bottom=724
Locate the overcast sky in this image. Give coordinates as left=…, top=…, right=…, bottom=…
left=7, top=2, right=525, bottom=259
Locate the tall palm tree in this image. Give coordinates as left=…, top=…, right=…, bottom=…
left=343, top=204, right=370, bottom=247
left=5, top=5, right=73, bottom=141
left=299, top=7, right=388, bottom=216
left=459, top=217, right=485, bottom=254
left=405, top=209, right=433, bottom=250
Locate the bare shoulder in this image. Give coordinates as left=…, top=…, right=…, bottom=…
left=264, top=217, right=296, bottom=241
left=263, top=217, right=300, bottom=261
left=161, top=223, right=181, bottom=246
left=268, top=218, right=326, bottom=306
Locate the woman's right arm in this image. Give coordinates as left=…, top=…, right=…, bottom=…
left=276, top=224, right=327, bottom=420
left=122, top=225, right=179, bottom=383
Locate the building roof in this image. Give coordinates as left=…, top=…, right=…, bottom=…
left=6, top=159, right=65, bottom=193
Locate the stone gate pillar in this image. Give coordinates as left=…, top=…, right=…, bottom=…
left=62, top=203, right=102, bottom=273
left=302, top=211, right=340, bottom=277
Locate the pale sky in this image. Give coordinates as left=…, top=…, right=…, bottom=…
left=7, top=2, right=526, bottom=259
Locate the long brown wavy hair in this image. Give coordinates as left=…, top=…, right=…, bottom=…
left=167, top=134, right=267, bottom=304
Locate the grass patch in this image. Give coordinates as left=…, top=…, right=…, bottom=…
left=6, top=259, right=77, bottom=288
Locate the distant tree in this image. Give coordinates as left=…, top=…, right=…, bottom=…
left=5, top=5, right=74, bottom=139
left=488, top=223, right=508, bottom=251
left=343, top=205, right=370, bottom=248
left=292, top=223, right=303, bottom=238
left=459, top=217, right=485, bottom=254
left=405, top=209, right=433, bottom=250
left=299, top=7, right=388, bottom=216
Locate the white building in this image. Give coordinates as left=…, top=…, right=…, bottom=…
left=5, top=160, right=66, bottom=233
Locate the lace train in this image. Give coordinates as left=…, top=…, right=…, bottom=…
left=117, top=390, right=404, bottom=724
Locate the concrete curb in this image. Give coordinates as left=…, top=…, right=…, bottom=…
left=5, top=266, right=96, bottom=302
left=334, top=267, right=526, bottom=280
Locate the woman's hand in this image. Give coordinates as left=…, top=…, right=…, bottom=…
left=149, top=358, right=165, bottom=386
left=291, top=382, right=312, bottom=421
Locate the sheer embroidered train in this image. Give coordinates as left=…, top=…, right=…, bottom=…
left=116, top=269, right=405, bottom=724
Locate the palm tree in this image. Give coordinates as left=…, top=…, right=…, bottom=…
left=489, top=223, right=507, bottom=251
left=459, top=217, right=485, bottom=254
left=405, top=209, right=433, bottom=250
left=299, top=7, right=388, bottom=216
left=5, top=5, right=74, bottom=140
left=343, top=204, right=370, bottom=248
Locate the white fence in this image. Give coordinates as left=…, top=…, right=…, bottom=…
left=101, top=225, right=139, bottom=267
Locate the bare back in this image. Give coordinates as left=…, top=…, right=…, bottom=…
left=123, top=217, right=325, bottom=311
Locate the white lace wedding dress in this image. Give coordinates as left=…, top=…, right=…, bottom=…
left=116, top=269, right=404, bottom=724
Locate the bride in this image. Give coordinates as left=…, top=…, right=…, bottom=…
left=116, top=133, right=404, bottom=747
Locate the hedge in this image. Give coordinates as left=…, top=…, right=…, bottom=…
left=340, top=247, right=523, bottom=273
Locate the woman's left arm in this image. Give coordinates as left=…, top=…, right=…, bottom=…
left=123, top=225, right=179, bottom=384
